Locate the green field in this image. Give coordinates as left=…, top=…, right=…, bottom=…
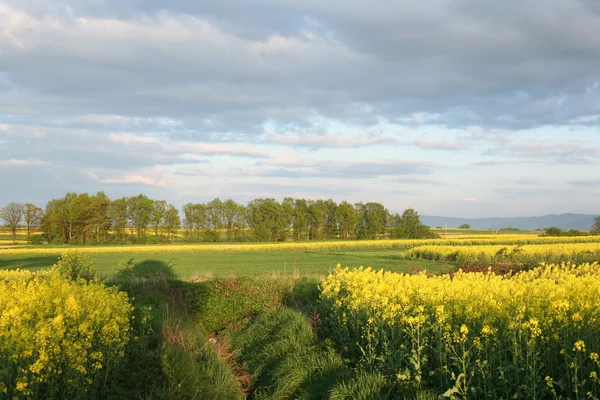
left=0, top=249, right=453, bottom=279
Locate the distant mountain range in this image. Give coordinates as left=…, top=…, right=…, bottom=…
left=421, top=213, right=599, bottom=231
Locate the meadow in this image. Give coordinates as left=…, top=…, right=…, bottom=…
left=2, top=232, right=600, bottom=398
left=0, top=249, right=452, bottom=279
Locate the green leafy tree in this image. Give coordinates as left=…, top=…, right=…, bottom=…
left=335, top=201, right=357, bottom=239
left=127, top=194, right=154, bottom=243
left=88, top=192, right=111, bottom=244
left=544, top=227, right=563, bottom=237
left=245, top=198, right=286, bottom=242
left=163, top=204, right=181, bottom=241
left=151, top=200, right=167, bottom=240
left=393, top=208, right=421, bottom=239
left=205, top=198, right=224, bottom=242
left=66, top=193, right=92, bottom=244
left=109, top=198, right=129, bottom=244
left=182, top=203, right=207, bottom=242
left=458, top=223, right=471, bottom=229
left=355, top=202, right=389, bottom=240
left=42, top=197, right=68, bottom=243
left=307, top=200, right=328, bottom=240
left=323, top=199, right=338, bottom=239
left=0, top=202, right=25, bottom=244
left=223, top=199, right=242, bottom=242
left=281, top=197, right=295, bottom=241
left=24, top=203, right=43, bottom=243
left=393, top=208, right=438, bottom=239
left=293, top=199, right=309, bottom=240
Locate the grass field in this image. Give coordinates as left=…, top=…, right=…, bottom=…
left=0, top=249, right=453, bottom=279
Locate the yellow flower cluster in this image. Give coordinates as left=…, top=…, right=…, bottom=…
left=2, top=235, right=600, bottom=256
left=0, top=269, right=133, bottom=397
left=406, top=242, right=600, bottom=265
left=320, top=263, right=600, bottom=397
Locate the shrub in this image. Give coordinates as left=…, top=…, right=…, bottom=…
left=29, top=234, right=46, bottom=245
left=54, top=251, right=96, bottom=281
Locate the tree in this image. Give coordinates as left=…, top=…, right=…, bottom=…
left=109, top=198, right=129, bottom=244
left=281, top=197, right=295, bottom=241
left=335, top=201, right=357, bottom=239
left=245, top=198, right=286, bottom=242
left=223, top=199, right=242, bottom=242
left=307, top=200, right=328, bottom=240
left=42, top=197, right=69, bottom=244
left=163, top=205, right=180, bottom=241
left=182, top=203, right=207, bottom=242
left=128, top=194, right=154, bottom=243
left=355, top=202, right=389, bottom=240
left=593, top=216, right=600, bottom=234
left=205, top=198, right=224, bottom=242
left=151, top=200, right=167, bottom=240
left=323, top=199, right=338, bottom=239
left=292, top=199, right=309, bottom=240
left=0, top=202, right=25, bottom=244
left=393, top=208, right=438, bottom=239
left=393, top=208, right=422, bottom=239
left=24, top=203, right=43, bottom=243
left=544, top=227, right=563, bottom=237
left=88, top=192, right=111, bottom=244
left=458, top=223, right=471, bottom=229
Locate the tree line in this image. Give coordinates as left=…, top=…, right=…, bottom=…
left=0, top=192, right=438, bottom=245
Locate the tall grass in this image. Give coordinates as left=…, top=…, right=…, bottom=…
left=231, top=308, right=397, bottom=399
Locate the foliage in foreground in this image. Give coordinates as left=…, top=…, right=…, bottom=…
left=320, top=262, right=600, bottom=399
left=0, top=268, right=133, bottom=398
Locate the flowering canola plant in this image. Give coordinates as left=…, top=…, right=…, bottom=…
left=320, top=263, right=600, bottom=398
left=0, top=269, right=133, bottom=398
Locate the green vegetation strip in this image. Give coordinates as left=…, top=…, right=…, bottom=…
left=0, top=250, right=453, bottom=279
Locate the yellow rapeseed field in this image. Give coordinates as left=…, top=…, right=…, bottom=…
left=2, top=235, right=600, bottom=256
left=0, top=269, right=133, bottom=397
left=320, top=262, right=600, bottom=398
left=405, top=242, right=600, bottom=265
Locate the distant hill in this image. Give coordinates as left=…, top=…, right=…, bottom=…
left=421, top=213, right=598, bottom=231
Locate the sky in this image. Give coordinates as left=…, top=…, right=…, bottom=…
left=1, top=0, right=599, bottom=218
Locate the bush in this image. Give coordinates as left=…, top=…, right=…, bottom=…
left=28, top=234, right=46, bottom=245
left=178, top=277, right=296, bottom=334
left=55, top=251, right=96, bottom=281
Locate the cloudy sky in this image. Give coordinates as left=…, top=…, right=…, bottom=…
left=1, top=0, right=599, bottom=217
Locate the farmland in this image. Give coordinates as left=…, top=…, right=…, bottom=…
left=0, top=249, right=453, bottom=279
left=3, top=233, right=600, bottom=398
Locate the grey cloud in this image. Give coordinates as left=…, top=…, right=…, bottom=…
left=0, top=127, right=269, bottom=173
left=250, top=159, right=439, bottom=179
left=493, top=187, right=576, bottom=198
left=485, top=139, right=600, bottom=163
left=471, top=161, right=514, bottom=166
left=410, top=139, right=469, bottom=151
left=222, top=181, right=360, bottom=201
left=1, top=0, right=600, bottom=138
left=568, top=179, right=600, bottom=187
